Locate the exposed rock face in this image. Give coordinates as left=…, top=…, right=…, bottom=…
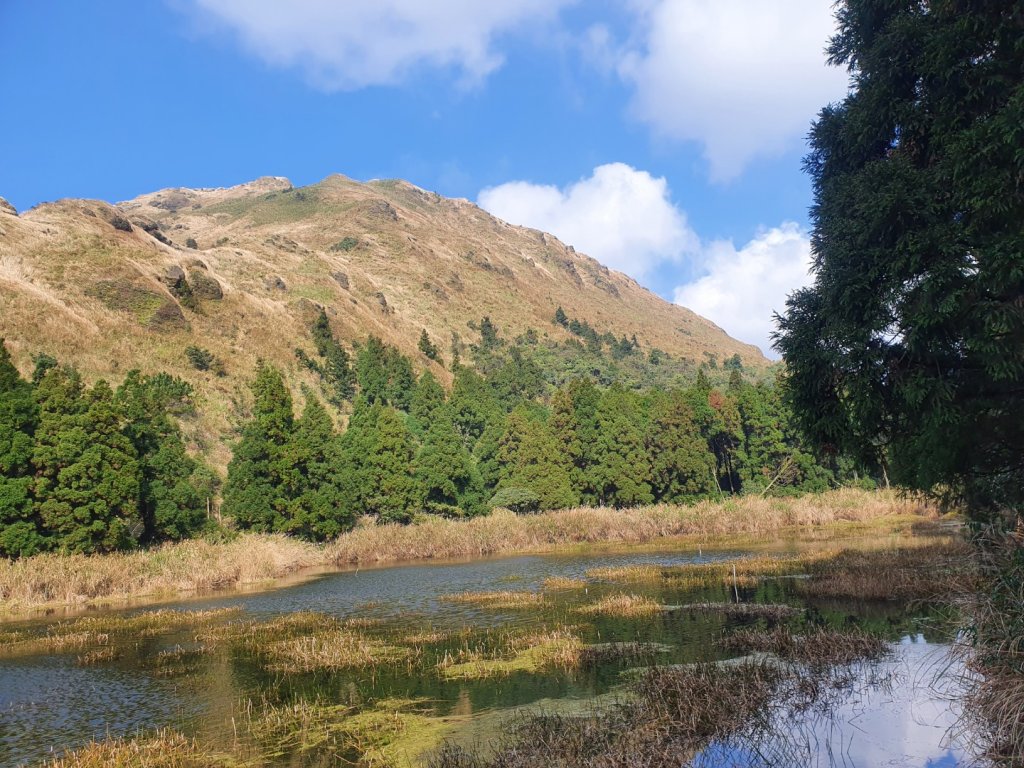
left=163, top=265, right=186, bottom=286
left=189, top=270, right=223, bottom=300
left=265, top=276, right=287, bottom=291
left=0, top=197, right=16, bottom=215
left=331, top=271, right=350, bottom=290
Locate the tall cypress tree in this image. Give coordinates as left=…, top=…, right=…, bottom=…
left=646, top=390, right=719, bottom=503
left=282, top=395, right=350, bottom=540
left=223, top=363, right=294, bottom=532
left=410, top=370, right=446, bottom=434
left=0, top=342, right=45, bottom=556
left=34, top=374, right=142, bottom=553
left=116, top=371, right=207, bottom=542
left=416, top=407, right=486, bottom=517
left=591, top=385, right=653, bottom=507
left=363, top=406, right=422, bottom=524
left=496, top=409, right=578, bottom=511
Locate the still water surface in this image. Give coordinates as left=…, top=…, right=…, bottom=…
left=0, top=538, right=968, bottom=767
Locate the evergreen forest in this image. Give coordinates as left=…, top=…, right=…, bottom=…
left=0, top=309, right=872, bottom=555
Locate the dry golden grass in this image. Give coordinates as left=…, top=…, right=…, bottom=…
left=0, top=490, right=933, bottom=617
left=265, top=629, right=414, bottom=673
left=326, top=489, right=933, bottom=565
left=437, top=627, right=583, bottom=680
left=0, top=534, right=319, bottom=615
left=576, top=594, right=664, bottom=618
left=543, top=576, right=589, bottom=591
left=441, top=590, right=546, bottom=609
left=40, top=729, right=229, bottom=768
left=798, top=540, right=977, bottom=601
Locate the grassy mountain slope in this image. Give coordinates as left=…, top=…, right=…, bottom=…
left=0, top=175, right=766, bottom=465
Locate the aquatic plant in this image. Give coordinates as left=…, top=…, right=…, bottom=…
left=575, top=593, right=664, bottom=618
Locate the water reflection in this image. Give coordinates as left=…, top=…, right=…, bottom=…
left=0, top=542, right=968, bottom=767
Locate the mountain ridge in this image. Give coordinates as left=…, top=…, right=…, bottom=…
left=0, top=173, right=766, bottom=465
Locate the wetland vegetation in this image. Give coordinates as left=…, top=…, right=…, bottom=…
left=2, top=517, right=975, bottom=767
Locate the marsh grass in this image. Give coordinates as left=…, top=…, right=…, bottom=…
left=441, top=590, right=546, bottom=610
left=575, top=593, right=664, bottom=618
left=437, top=627, right=583, bottom=680
left=245, top=695, right=452, bottom=766
left=798, top=540, right=977, bottom=601
left=40, top=728, right=230, bottom=768
left=673, top=602, right=801, bottom=620
left=266, top=630, right=415, bottom=674
left=0, top=490, right=931, bottom=615
left=721, top=626, right=889, bottom=667
left=542, top=576, right=588, bottom=591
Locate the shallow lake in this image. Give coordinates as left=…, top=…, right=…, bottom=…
left=0, top=530, right=970, bottom=767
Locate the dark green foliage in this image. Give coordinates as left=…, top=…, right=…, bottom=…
left=185, top=237, right=198, bottom=250
left=647, top=391, right=719, bottom=503
left=416, top=408, right=486, bottom=517
left=418, top=329, right=440, bottom=361
left=31, top=353, right=57, bottom=385
left=33, top=374, right=142, bottom=553
left=110, top=215, right=132, bottom=232
left=116, top=371, right=207, bottom=542
left=478, top=316, right=500, bottom=351
left=0, top=342, right=45, bottom=556
left=449, top=366, right=500, bottom=445
left=281, top=396, right=350, bottom=540
left=355, top=336, right=414, bottom=409
left=775, top=0, right=1024, bottom=520
left=410, top=371, right=446, bottom=434
left=489, top=348, right=544, bottom=410
left=723, top=354, right=743, bottom=371
left=553, top=306, right=568, bottom=327
left=549, top=379, right=602, bottom=505
left=496, top=409, right=578, bottom=511
left=302, top=310, right=355, bottom=405
left=185, top=345, right=224, bottom=375
left=330, top=236, right=359, bottom=252
left=590, top=386, right=653, bottom=507
left=360, top=405, right=423, bottom=524
left=222, top=363, right=294, bottom=532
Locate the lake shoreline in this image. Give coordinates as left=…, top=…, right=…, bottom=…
left=0, top=489, right=939, bottom=621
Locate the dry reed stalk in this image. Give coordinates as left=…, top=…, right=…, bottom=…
left=0, top=489, right=932, bottom=616
left=575, top=593, right=664, bottom=618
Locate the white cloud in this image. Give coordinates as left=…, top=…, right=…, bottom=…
left=181, top=0, right=573, bottom=89
left=478, top=163, right=699, bottom=279
left=673, top=223, right=812, bottom=357
left=617, top=0, right=849, bottom=181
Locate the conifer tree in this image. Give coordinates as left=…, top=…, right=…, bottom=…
left=363, top=406, right=422, bottom=524
left=449, top=366, right=500, bottom=445
left=410, top=370, right=446, bottom=434
left=356, top=337, right=390, bottom=404
left=549, top=379, right=601, bottom=504
left=416, top=407, right=486, bottom=517
left=591, top=385, right=653, bottom=507
left=646, top=390, right=719, bottom=502
left=116, top=371, right=206, bottom=542
left=34, top=374, right=142, bottom=553
left=0, top=342, right=45, bottom=556
left=383, top=347, right=416, bottom=410
left=307, top=309, right=355, bottom=404
left=418, top=329, right=440, bottom=361
left=282, top=395, right=350, bottom=540
left=496, top=409, right=577, bottom=510
left=222, top=363, right=294, bottom=532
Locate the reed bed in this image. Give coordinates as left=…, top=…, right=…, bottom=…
left=441, top=590, right=547, bottom=609
left=437, top=627, right=583, bottom=680
left=720, top=626, right=889, bottom=667
left=798, top=540, right=977, bottom=601
left=0, top=534, right=319, bottom=614
left=265, top=630, right=414, bottom=673
left=327, top=489, right=930, bottom=566
left=542, top=576, right=588, bottom=591
left=575, top=593, right=664, bottom=618
left=40, top=729, right=228, bottom=768
left=0, top=490, right=928, bottom=615
left=674, top=602, right=801, bottom=620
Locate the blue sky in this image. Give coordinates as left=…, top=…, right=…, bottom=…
left=0, top=1, right=849, bottom=355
